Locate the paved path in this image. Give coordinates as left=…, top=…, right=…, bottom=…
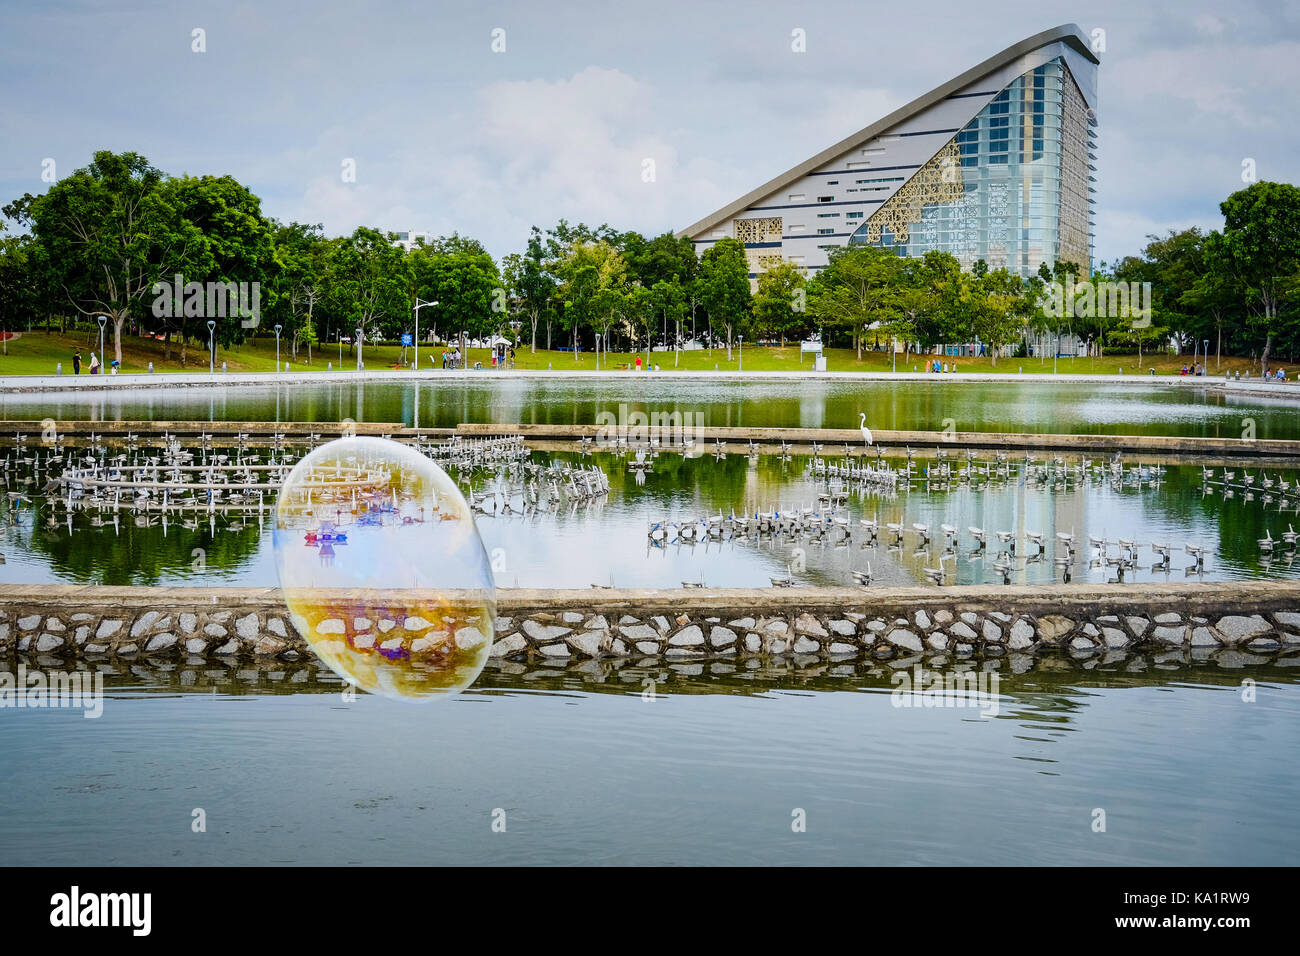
left=0, top=367, right=1297, bottom=398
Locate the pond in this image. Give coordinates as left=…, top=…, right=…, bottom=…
left=3, top=447, right=1298, bottom=588
left=0, top=656, right=1295, bottom=865
left=3, top=378, right=1299, bottom=440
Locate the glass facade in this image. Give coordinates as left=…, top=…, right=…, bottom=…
left=848, top=58, right=1095, bottom=278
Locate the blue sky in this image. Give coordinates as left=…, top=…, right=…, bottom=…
left=2, top=0, right=1297, bottom=267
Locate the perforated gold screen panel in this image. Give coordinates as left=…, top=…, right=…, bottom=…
left=733, top=217, right=783, bottom=244
left=861, top=142, right=964, bottom=244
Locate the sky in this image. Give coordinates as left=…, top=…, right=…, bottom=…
left=1, top=0, right=1298, bottom=267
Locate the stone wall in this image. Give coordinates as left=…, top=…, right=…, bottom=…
left=1, top=582, right=1299, bottom=663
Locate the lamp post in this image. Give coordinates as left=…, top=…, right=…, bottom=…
left=274, top=324, right=282, bottom=373
left=96, top=315, right=107, bottom=367
left=338, top=331, right=343, bottom=367
left=207, top=320, right=216, bottom=373
left=413, top=298, right=438, bottom=370
left=356, top=327, right=363, bottom=371
left=595, top=333, right=601, bottom=372
left=738, top=335, right=743, bottom=372
left=1204, top=339, right=1210, bottom=374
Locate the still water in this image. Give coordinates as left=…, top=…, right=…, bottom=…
left=4, top=378, right=1300, bottom=439
left=0, top=657, right=1295, bottom=865
left=4, top=451, right=1299, bottom=588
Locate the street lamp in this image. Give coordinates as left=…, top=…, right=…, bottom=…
left=738, top=335, right=743, bottom=372
left=413, top=298, right=438, bottom=370
left=207, top=320, right=216, bottom=373
left=96, top=315, right=106, bottom=367
left=274, top=324, right=282, bottom=373
left=594, top=333, right=601, bottom=371
left=1204, top=339, right=1210, bottom=374
left=356, top=327, right=364, bottom=371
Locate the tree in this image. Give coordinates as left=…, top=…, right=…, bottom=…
left=651, top=278, right=688, bottom=365
left=698, top=237, right=751, bottom=357
left=752, top=260, right=807, bottom=347
left=164, top=174, right=276, bottom=362
left=554, top=239, right=626, bottom=356
left=503, top=227, right=556, bottom=353
left=328, top=227, right=409, bottom=356
left=619, top=284, right=655, bottom=362
left=16, top=151, right=207, bottom=366
left=0, top=231, right=38, bottom=354
left=1210, top=182, right=1300, bottom=375
left=966, top=268, right=1026, bottom=367
left=409, top=238, right=501, bottom=361
left=1181, top=251, right=1240, bottom=370
left=621, top=231, right=698, bottom=288
left=272, top=222, right=330, bottom=365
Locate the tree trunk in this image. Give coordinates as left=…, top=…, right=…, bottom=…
left=1261, top=328, right=1273, bottom=377
left=531, top=311, right=537, bottom=353
left=113, top=313, right=125, bottom=365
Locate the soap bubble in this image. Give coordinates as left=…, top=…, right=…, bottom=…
left=272, top=436, right=495, bottom=700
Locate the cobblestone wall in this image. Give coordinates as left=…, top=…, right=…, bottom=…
left=2, top=583, right=1298, bottom=663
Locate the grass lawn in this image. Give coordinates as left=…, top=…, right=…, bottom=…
left=0, top=329, right=1272, bottom=378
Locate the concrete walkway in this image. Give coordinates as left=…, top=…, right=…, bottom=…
left=1, top=366, right=1297, bottom=398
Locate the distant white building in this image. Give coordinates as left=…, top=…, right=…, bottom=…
left=678, top=24, right=1099, bottom=283
left=391, top=231, right=431, bottom=252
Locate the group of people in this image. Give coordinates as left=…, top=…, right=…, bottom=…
left=1180, top=363, right=1209, bottom=376
left=439, top=348, right=462, bottom=369
left=490, top=343, right=515, bottom=369
left=928, top=359, right=958, bottom=373
left=70, top=350, right=121, bottom=374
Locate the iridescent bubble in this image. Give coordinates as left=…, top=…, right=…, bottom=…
left=272, top=436, right=495, bottom=700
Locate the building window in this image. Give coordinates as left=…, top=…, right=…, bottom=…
left=817, top=228, right=834, bottom=235
left=817, top=196, right=833, bottom=203
left=846, top=212, right=864, bottom=219
left=826, top=180, right=839, bottom=185
left=817, top=212, right=839, bottom=218
left=789, top=193, right=805, bottom=201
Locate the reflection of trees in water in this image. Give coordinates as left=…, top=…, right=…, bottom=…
left=53, top=653, right=1298, bottom=701
left=26, top=503, right=264, bottom=586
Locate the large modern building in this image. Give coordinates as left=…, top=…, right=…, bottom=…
left=679, top=24, right=1099, bottom=283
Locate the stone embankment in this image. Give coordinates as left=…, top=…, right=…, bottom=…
left=1, top=583, right=1298, bottom=664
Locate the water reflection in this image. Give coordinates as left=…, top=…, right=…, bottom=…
left=6, top=378, right=1300, bottom=439
left=2, top=650, right=1296, bottom=866
left=7, top=448, right=1300, bottom=588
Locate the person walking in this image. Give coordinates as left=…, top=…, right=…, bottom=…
left=72, top=350, right=81, bottom=374
left=88, top=352, right=100, bottom=375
